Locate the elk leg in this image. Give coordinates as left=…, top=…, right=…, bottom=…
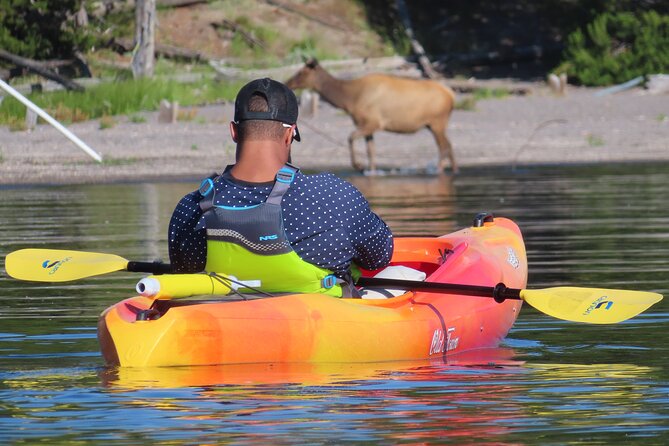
left=365, top=135, right=376, bottom=172
left=429, top=126, right=458, bottom=174
left=348, top=129, right=366, bottom=172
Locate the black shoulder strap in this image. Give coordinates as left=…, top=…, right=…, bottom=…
left=198, top=173, right=218, bottom=213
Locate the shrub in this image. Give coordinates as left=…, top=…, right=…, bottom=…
left=560, top=11, right=669, bottom=86
left=0, top=0, right=94, bottom=59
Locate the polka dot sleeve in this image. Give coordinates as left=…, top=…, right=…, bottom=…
left=168, top=191, right=207, bottom=273
left=327, top=178, right=394, bottom=271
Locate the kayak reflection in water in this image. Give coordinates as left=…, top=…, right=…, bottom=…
left=167, top=78, right=394, bottom=297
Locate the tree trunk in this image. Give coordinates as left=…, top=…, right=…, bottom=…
left=132, top=0, right=156, bottom=78
left=395, top=0, right=438, bottom=79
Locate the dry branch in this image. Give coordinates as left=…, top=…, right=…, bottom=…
left=112, top=37, right=209, bottom=63
left=210, top=56, right=410, bottom=81
left=0, top=49, right=84, bottom=91
left=212, top=19, right=266, bottom=49
left=264, top=0, right=348, bottom=32
left=157, top=0, right=208, bottom=7
left=395, top=0, right=438, bottom=79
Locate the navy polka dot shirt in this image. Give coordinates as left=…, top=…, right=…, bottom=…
left=168, top=166, right=394, bottom=277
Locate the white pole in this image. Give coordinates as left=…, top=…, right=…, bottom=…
left=0, top=79, right=103, bottom=163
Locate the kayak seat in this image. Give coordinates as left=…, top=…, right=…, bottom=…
left=360, top=265, right=427, bottom=299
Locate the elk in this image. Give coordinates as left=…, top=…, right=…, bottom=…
left=285, top=58, right=457, bottom=173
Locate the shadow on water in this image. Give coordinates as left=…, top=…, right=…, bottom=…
left=1, top=162, right=668, bottom=442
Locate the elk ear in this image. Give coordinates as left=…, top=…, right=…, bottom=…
left=305, top=57, right=318, bottom=68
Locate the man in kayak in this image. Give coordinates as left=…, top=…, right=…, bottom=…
left=168, top=78, right=394, bottom=297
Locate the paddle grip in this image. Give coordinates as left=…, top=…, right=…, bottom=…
left=126, top=261, right=173, bottom=275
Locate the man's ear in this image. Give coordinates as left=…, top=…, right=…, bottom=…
left=284, top=124, right=295, bottom=146
left=229, top=121, right=239, bottom=143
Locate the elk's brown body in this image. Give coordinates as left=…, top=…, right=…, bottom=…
left=285, top=59, right=457, bottom=173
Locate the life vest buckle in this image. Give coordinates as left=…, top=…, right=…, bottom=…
left=276, top=167, right=296, bottom=184
left=199, top=178, right=215, bottom=197
left=322, top=274, right=337, bottom=289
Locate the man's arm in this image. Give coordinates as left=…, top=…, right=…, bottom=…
left=168, top=191, right=207, bottom=273
left=344, top=184, right=394, bottom=271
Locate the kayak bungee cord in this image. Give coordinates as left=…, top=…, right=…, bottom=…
left=208, top=272, right=275, bottom=299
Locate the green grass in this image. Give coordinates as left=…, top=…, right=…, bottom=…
left=455, top=88, right=510, bottom=111
left=455, top=96, right=477, bottom=111
left=586, top=133, right=605, bottom=147
left=129, top=114, right=147, bottom=124
left=0, top=78, right=242, bottom=126
left=473, top=88, right=509, bottom=100
left=101, top=157, right=139, bottom=166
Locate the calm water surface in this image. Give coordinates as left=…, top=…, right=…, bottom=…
left=1, top=163, right=667, bottom=444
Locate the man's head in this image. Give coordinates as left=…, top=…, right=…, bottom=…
left=232, top=78, right=301, bottom=144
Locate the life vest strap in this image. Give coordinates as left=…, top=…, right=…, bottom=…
left=198, top=173, right=218, bottom=213
left=267, top=164, right=299, bottom=205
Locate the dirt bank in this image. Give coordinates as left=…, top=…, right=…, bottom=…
left=0, top=83, right=667, bottom=185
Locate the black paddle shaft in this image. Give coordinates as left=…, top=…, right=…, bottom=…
left=355, top=277, right=522, bottom=302
left=126, top=261, right=173, bottom=275
left=122, top=263, right=523, bottom=301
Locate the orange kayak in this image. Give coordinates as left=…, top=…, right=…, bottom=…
left=98, top=215, right=527, bottom=367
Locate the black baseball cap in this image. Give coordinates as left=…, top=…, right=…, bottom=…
left=234, top=78, right=301, bottom=142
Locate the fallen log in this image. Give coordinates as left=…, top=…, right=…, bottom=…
left=0, top=49, right=85, bottom=91
left=209, top=56, right=410, bottom=81
left=154, top=42, right=209, bottom=63
left=97, top=0, right=207, bottom=11
left=264, top=0, right=348, bottom=32
left=212, top=19, right=266, bottom=49
left=111, top=37, right=209, bottom=63
left=157, top=0, right=208, bottom=7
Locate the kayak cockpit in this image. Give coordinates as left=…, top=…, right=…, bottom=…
left=98, top=217, right=527, bottom=367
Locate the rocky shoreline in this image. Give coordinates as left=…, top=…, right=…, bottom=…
left=0, top=83, right=667, bottom=186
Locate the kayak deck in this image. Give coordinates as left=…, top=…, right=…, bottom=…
left=98, top=216, right=527, bottom=367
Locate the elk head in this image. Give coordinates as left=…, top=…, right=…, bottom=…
left=285, top=57, right=320, bottom=90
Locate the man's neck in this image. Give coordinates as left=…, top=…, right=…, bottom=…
left=230, top=141, right=289, bottom=183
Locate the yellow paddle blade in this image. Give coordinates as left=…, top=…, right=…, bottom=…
left=520, top=287, right=663, bottom=324
left=5, top=249, right=129, bottom=282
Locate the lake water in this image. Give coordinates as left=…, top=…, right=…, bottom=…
left=1, top=163, right=668, bottom=444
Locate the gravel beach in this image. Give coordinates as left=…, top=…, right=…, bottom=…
left=1, top=83, right=667, bottom=185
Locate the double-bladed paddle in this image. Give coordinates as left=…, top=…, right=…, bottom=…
left=355, top=277, right=663, bottom=324
left=4, top=248, right=663, bottom=324
left=5, top=248, right=172, bottom=282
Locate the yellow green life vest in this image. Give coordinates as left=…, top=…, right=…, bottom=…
left=199, top=165, right=343, bottom=297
